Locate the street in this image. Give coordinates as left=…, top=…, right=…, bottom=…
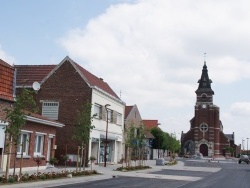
left=53, top=159, right=250, bottom=188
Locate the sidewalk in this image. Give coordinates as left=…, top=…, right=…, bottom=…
left=0, top=160, right=177, bottom=188
left=0, top=160, right=209, bottom=188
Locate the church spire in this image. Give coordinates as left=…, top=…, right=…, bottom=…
left=196, top=61, right=214, bottom=94
left=195, top=61, right=214, bottom=104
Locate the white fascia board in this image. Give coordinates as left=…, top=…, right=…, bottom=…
left=91, top=86, right=125, bottom=105
left=25, top=116, right=64, bottom=128
left=0, top=120, right=8, bottom=126
left=15, top=86, right=32, bottom=88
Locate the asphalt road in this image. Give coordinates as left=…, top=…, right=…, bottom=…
left=181, top=160, right=250, bottom=188
left=53, top=159, right=250, bottom=188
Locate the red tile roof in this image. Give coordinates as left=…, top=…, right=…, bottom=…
left=23, top=110, right=64, bottom=128
left=142, top=120, right=159, bottom=130
left=15, top=57, right=120, bottom=99
left=74, top=62, right=119, bottom=98
left=0, top=59, right=15, bottom=101
left=15, top=65, right=56, bottom=86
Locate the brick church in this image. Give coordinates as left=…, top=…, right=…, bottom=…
left=181, top=62, right=238, bottom=158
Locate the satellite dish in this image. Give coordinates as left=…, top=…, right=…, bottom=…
left=32, top=82, right=40, bottom=91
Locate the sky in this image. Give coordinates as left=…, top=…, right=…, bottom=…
left=1, top=0, right=250, bottom=147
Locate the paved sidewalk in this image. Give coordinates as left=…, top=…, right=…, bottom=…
left=0, top=159, right=221, bottom=188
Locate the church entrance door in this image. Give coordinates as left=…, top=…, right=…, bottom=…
left=200, top=144, right=208, bottom=156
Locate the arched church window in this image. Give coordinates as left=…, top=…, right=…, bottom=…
left=201, top=93, right=207, bottom=98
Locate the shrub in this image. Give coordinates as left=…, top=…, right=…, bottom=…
left=48, top=157, right=58, bottom=165
left=0, top=168, right=100, bottom=184
left=20, top=173, right=29, bottom=181
left=165, top=160, right=178, bottom=166
left=8, top=176, right=15, bottom=183
left=116, top=165, right=151, bottom=171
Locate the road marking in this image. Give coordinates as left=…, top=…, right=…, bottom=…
left=115, top=172, right=202, bottom=181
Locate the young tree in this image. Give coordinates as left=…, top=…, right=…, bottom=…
left=125, top=122, right=146, bottom=166
left=125, top=123, right=136, bottom=167
left=72, top=101, right=95, bottom=170
left=165, top=133, right=180, bottom=159
left=138, top=124, right=147, bottom=165
left=151, top=127, right=166, bottom=158
left=4, top=89, right=37, bottom=176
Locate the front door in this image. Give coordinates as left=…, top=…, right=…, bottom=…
left=200, top=144, right=208, bottom=156
left=99, top=142, right=112, bottom=163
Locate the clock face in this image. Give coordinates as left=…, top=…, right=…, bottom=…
left=202, top=104, right=206, bottom=108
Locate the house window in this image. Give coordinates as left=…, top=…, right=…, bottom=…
left=42, top=102, right=59, bottom=120
left=94, top=104, right=102, bottom=119
left=34, top=134, right=44, bottom=156
left=134, top=128, right=140, bottom=137
left=116, top=113, right=122, bottom=125
left=17, top=132, right=30, bottom=156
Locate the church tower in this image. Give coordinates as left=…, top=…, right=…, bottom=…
left=181, top=62, right=233, bottom=158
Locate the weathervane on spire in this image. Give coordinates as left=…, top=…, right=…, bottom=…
left=204, top=52, right=206, bottom=65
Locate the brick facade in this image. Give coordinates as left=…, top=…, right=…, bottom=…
left=15, top=56, right=125, bottom=165
left=0, top=100, right=13, bottom=121
left=8, top=120, right=57, bottom=169
left=35, top=60, right=92, bottom=159
left=1, top=59, right=64, bottom=172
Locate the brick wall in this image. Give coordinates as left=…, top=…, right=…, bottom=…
left=34, top=60, right=92, bottom=160
left=0, top=99, right=13, bottom=121
left=8, top=121, right=57, bottom=168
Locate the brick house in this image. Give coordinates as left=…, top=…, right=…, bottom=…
left=0, top=59, right=15, bottom=172
left=124, top=105, right=143, bottom=161
left=181, top=62, right=239, bottom=158
left=15, top=56, right=125, bottom=165
left=124, top=105, right=155, bottom=161
left=142, top=120, right=160, bottom=159
left=0, top=59, right=64, bottom=173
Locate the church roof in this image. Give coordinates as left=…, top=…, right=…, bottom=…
left=225, top=134, right=234, bottom=141
left=196, top=61, right=214, bottom=94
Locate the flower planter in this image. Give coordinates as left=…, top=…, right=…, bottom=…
left=67, top=173, right=72, bottom=178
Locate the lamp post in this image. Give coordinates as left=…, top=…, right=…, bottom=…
left=247, top=138, right=249, bottom=155
left=242, top=139, right=245, bottom=152
left=157, top=123, right=161, bottom=158
left=104, top=104, right=111, bottom=167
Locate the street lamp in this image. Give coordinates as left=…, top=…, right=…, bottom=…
left=242, top=139, right=245, bottom=151
left=104, top=104, right=111, bottom=167
left=247, top=138, right=249, bottom=155
left=157, top=123, right=161, bottom=158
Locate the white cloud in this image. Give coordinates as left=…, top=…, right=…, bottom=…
left=221, top=110, right=250, bottom=147
left=60, top=0, right=250, bottom=145
left=0, top=44, right=15, bottom=64
left=229, top=102, right=250, bottom=117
